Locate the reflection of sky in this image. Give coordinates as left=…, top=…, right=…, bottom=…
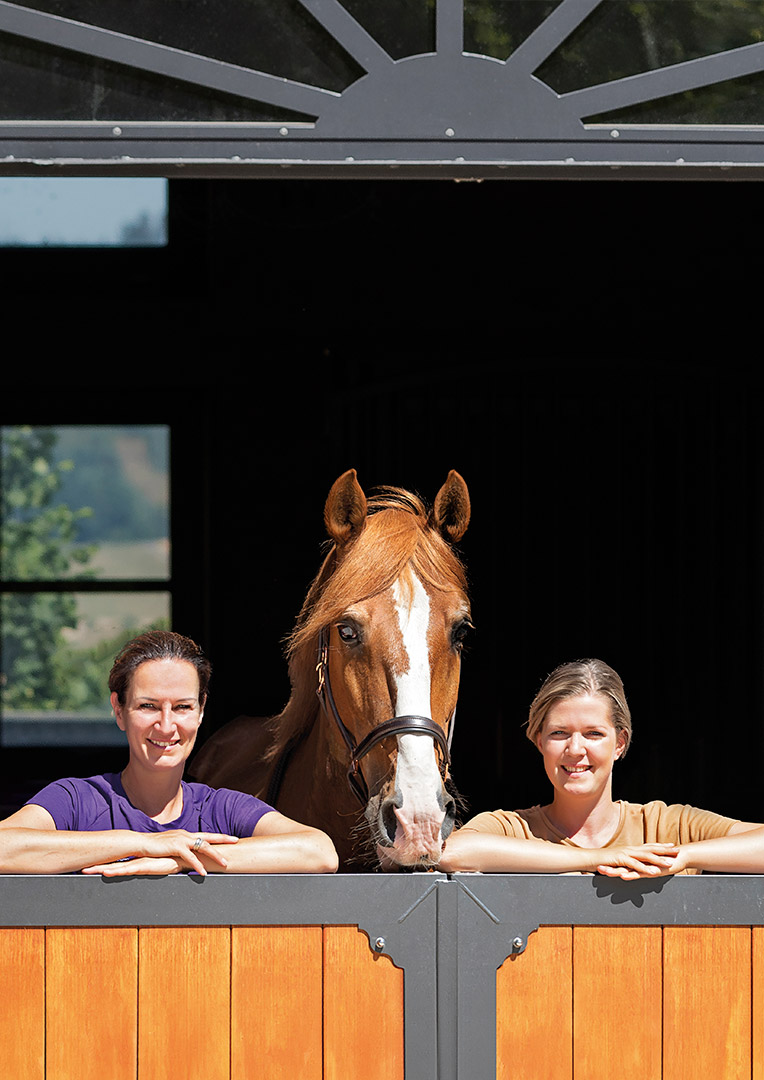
left=0, top=177, right=167, bottom=246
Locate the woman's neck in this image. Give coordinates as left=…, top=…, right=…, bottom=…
left=543, top=790, right=620, bottom=847
left=120, top=763, right=185, bottom=823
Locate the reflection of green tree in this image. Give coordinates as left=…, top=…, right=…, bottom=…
left=532, top=0, right=764, bottom=121
left=1, top=427, right=167, bottom=712
left=460, top=0, right=764, bottom=123
left=2, top=427, right=96, bottom=709
left=464, top=1, right=560, bottom=60
left=51, top=614, right=170, bottom=712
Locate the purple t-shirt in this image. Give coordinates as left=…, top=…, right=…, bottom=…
left=26, top=772, right=275, bottom=838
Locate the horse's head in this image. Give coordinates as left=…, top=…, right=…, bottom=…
left=292, top=469, right=471, bottom=869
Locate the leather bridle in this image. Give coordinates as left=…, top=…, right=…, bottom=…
left=316, top=626, right=453, bottom=805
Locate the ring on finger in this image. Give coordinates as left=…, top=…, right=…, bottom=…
left=192, top=837, right=204, bottom=852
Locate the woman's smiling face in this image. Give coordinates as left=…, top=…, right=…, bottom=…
left=535, top=693, right=625, bottom=800
left=112, top=658, right=204, bottom=770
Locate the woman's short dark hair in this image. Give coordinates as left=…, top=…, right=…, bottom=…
left=108, top=630, right=212, bottom=704
left=526, top=658, right=633, bottom=757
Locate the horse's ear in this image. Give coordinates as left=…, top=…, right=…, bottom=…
left=324, top=469, right=368, bottom=547
left=431, top=470, right=470, bottom=543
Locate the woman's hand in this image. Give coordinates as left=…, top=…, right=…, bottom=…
left=595, top=842, right=680, bottom=880
left=82, top=832, right=239, bottom=876
left=139, top=831, right=239, bottom=875
left=81, top=855, right=185, bottom=877
left=140, top=830, right=239, bottom=874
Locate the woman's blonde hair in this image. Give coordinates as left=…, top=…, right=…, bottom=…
left=526, top=658, right=632, bottom=757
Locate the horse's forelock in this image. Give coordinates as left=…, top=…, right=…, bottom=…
left=286, top=500, right=467, bottom=660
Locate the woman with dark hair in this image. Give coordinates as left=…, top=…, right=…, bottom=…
left=0, top=631, right=338, bottom=875
left=440, top=658, right=764, bottom=878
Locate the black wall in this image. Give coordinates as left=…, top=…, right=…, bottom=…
left=3, top=177, right=763, bottom=824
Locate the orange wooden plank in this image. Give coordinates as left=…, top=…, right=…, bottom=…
left=46, top=927, right=137, bottom=1080
left=231, top=925, right=323, bottom=1080
left=138, top=926, right=230, bottom=1080
left=496, top=925, right=573, bottom=1080
left=0, top=928, right=45, bottom=1080
left=663, top=926, right=751, bottom=1080
left=752, top=927, right=764, bottom=1080
left=573, top=926, right=662, bottom=1080
left=323, top=924, right=404, bottom=1080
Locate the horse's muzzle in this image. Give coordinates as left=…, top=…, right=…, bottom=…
left=370, top=786, right=456, bottom=867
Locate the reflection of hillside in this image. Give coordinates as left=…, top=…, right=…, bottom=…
left=90, top=538, right=170, bottom=579
left=61, top=591, right=168, bottom=649
left=58, top=539, right=170, bottom=580
left=114, top=434, right=169, bottom=505
left=55, top=426, right=169, bottom=545
left=118, top=210, right=167, bottom=247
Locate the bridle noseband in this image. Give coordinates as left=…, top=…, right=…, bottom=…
left=316, top=626, right=452, bottom=806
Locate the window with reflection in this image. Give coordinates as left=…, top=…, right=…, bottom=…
left=533, top=0, right=764, bottom=124
left=0, top=179, right=168, bottom=247
left=0, top=425, right=171, bottom=746
left=462, top=0, right=764, bottom=124
left=3, top=0, right=764, bottom=129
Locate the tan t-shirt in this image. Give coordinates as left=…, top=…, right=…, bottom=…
left=461, top=801, right=739, bottom=875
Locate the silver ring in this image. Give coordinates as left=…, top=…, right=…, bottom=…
left=192, top=837, right=203, bottom=852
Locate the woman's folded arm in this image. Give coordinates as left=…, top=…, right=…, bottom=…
left=660, top=821, right=764, bottom=876
left=439, top=828, right=678, bottom=878
left=0, top=804, right=237, bottom=875
left=76, top=812, right=338, bottom=877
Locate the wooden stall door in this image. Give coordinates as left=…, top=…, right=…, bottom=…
left=496, top=926, right=573, bottom=1080
left=138, top=926, right=230, bottom=1080
left=572, top=926, right=662, bottom=1080
left=498, top=925, right=755, bottom=1080
left=663, top=926, right=751, bottom=1080
left=46, top=927, right=137, bottom=1080
left=1, top=928, right=45, bottom=1080
left=231, top=926, right=323, bottom=1080
left=323, top=925, right=404, bottom=1080
left=753, top=926, right=764, bottom=1080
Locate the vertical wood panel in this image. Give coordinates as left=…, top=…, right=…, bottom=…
left=231, top=925, right=322, bottom=1080
left=663, top=926, right=751, bottom=1080
left=139, top=926, right=230, bottom=1080
left=46, top=927, right=137, bottom=1080
left=573, top=926, right=662, bottom=1080
left=0, top=928, right=45, bottom=1080
left=496, top=925, right=573, bottom=1080
left=754, top=927, right=764, bottom=1080
left=323, top=925, right=404, bottom=1080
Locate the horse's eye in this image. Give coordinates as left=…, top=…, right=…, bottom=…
left=337, top=623, right=359, bottom=644
left=451, top=619, right=474, bottom=651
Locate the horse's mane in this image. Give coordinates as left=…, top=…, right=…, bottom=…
left=264, top=487, right=469, bottom=757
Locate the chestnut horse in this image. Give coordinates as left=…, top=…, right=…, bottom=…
left=191, top=469, right=471, bottom=870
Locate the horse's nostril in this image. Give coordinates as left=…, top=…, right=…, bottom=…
left=381, top=800, right=398, bottom=844
left=441, top=796, right=456, bottom=839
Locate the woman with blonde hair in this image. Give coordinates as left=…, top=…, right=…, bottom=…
left=440, top=658, right=764, bottom=878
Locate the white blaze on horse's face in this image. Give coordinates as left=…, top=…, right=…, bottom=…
left=330, top=566, right=466, bottom=868
left=365, top=573, right=453, bottom=866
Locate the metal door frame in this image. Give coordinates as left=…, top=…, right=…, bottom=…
left=2, top=0, right=764, bottom=176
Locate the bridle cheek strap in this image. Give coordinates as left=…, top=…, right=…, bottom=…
left=316, top=628, right=452, bottom=806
